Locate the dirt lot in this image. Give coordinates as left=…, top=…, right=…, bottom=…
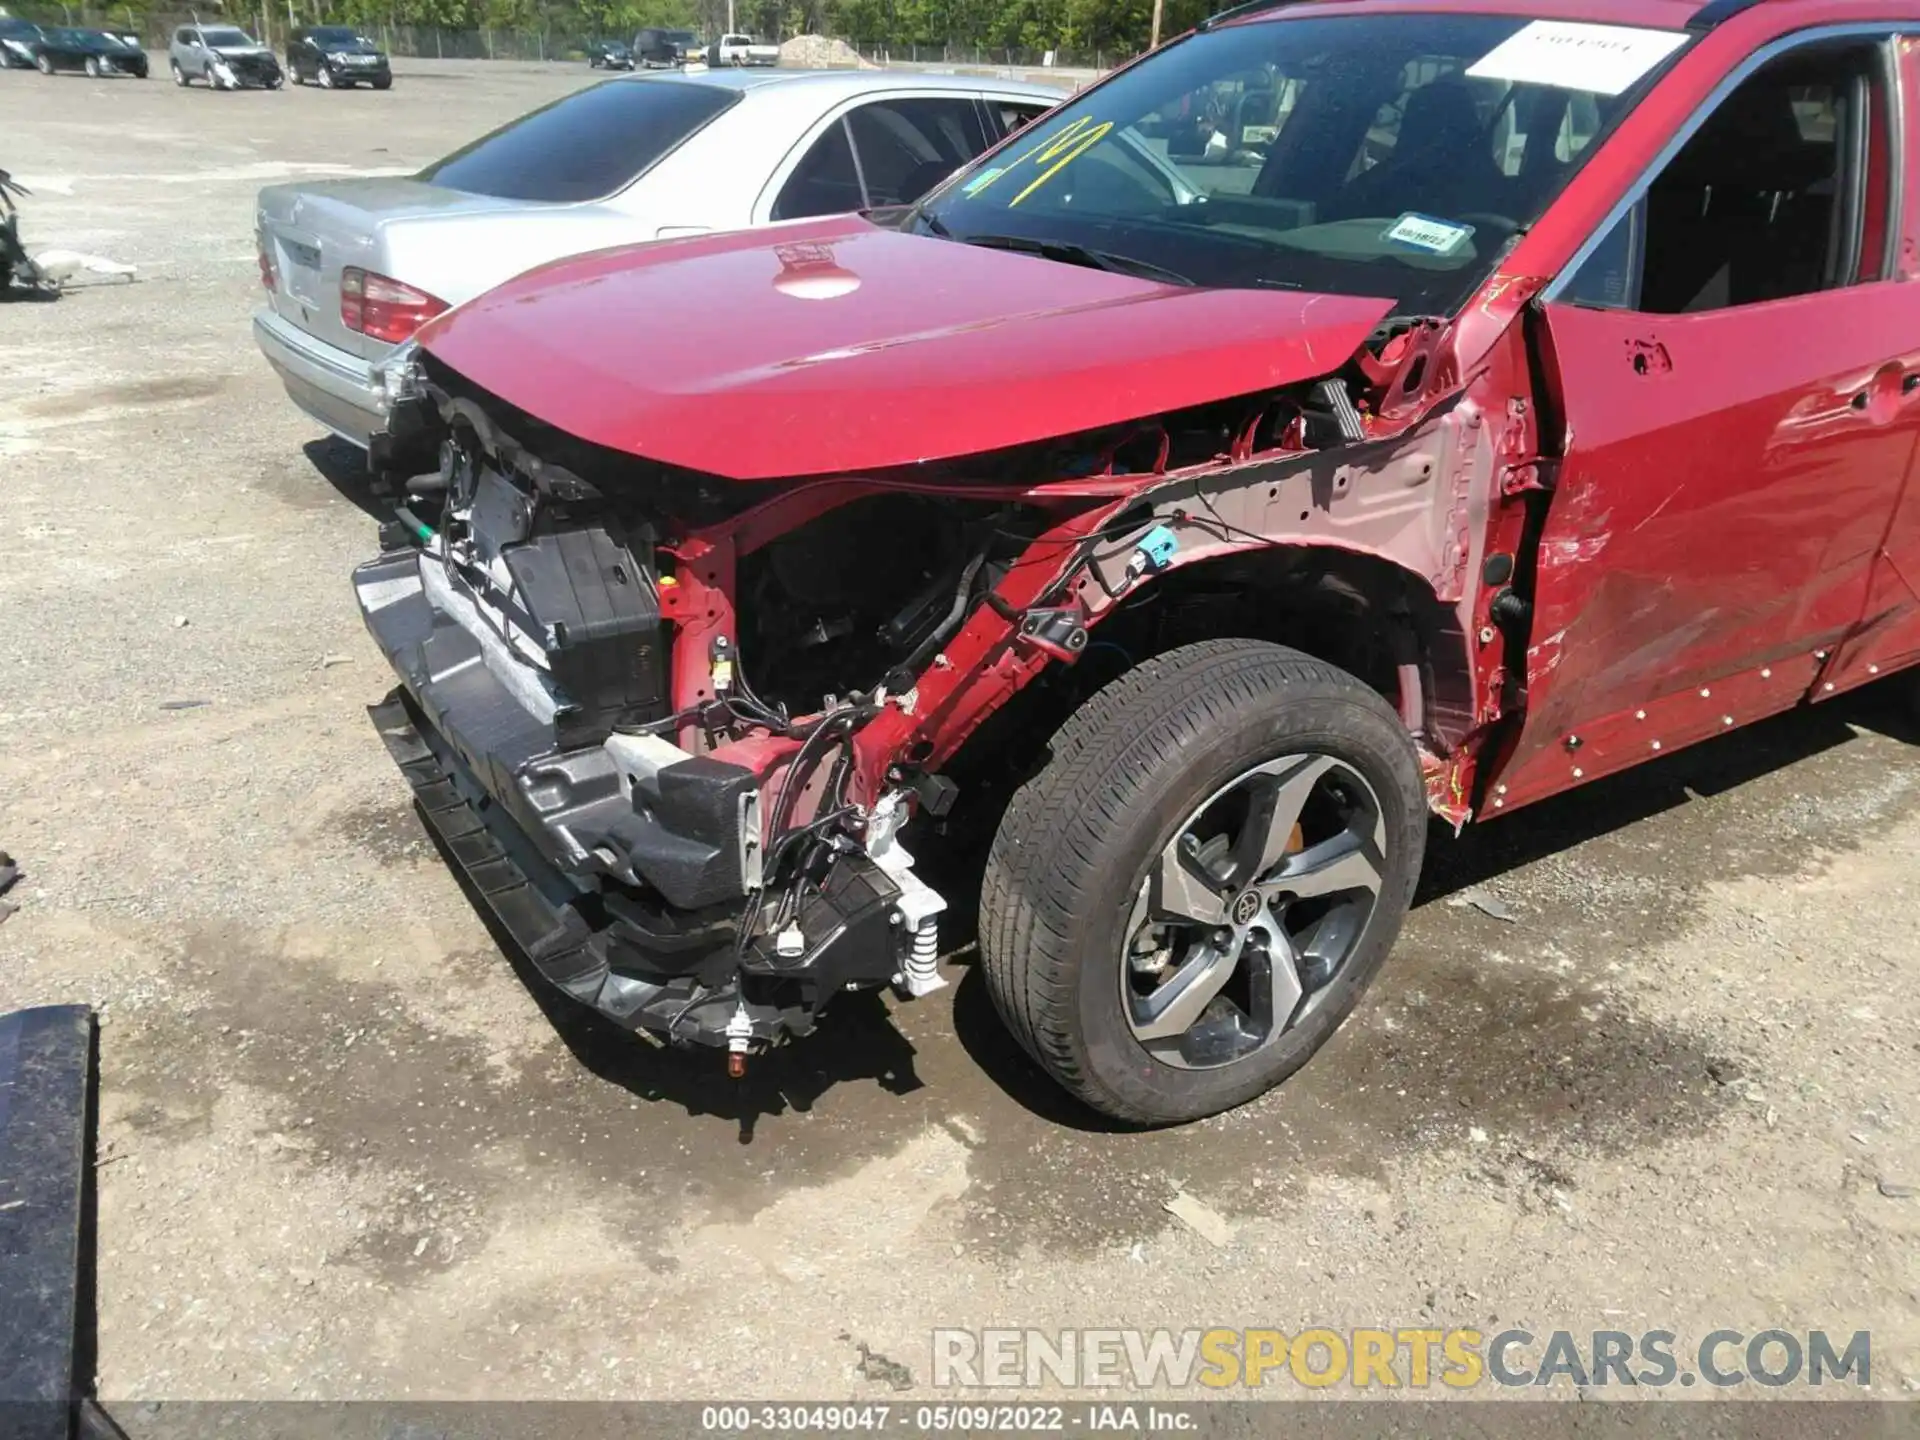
left=1, top=56, right=1918, bottom=1408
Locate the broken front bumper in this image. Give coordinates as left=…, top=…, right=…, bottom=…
left=354, top=550, right=915, bottom=1049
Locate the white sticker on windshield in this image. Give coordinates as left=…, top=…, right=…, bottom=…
left=1466, top=21, right=1687, bottom=96
left=1384, top=213, right=1476, bottom=256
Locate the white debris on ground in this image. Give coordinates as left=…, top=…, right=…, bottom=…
left=32, top=248, right=138, bottom=286
left=1162, top=1191, right=1234, bottom=1248
left=777, top=34, right=879, bottom=69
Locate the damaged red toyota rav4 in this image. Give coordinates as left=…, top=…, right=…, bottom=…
left=354, top=0, right=1920, bottom=1123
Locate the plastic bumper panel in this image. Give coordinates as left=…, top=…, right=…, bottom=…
left=0, top=1006, right=92, bottom=1440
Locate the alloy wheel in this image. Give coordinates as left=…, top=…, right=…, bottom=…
left=1120, top=752, right=1386, bottom=1071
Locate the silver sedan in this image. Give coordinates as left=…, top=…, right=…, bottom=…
left=253, top=68, right=1060, bottom=457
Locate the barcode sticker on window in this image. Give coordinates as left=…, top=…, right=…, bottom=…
left=1466, top=21, right=1688, bottom=97
left=1383, top=213, right=1476, bottom=255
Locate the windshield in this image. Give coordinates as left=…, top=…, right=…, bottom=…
left=419, top=78, right=740, bottom=202
left=310, top=26, right=374, bottom=49
left=920, top=14, right=1686, bottom=315
left=201, top=27, right=255, bottom=46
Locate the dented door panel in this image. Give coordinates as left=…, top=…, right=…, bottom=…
left=1490, top=286, right=1920, bottom=810
left=1822, top=35, right=1920, bottom=694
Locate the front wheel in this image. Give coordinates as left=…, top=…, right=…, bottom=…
left=35, top=53, right=52, bottom=74
left=316, top=65, right=333, bottom=88
left=84, top=56, right=101, bottom=76
left=170, top=59, right=185, bottom=84
left=979, top=640, right=1426, bottom=1125
left=372, top=75, right=391, bottom=89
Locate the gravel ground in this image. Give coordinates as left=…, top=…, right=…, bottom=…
left=1, top=56, right=1917, bottom=1411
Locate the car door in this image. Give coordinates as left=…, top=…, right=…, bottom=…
left=1489, top=29, right=1920, bottom=808
left=1821, top=33, right=1920, bottom=692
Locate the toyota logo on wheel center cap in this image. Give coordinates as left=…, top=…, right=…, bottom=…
left=1230, top=890, right=1263, bottom=925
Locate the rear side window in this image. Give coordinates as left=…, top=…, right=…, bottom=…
left=420, top=79, right=739, bottom=203
left=846, top=97, right=991, bottom=206
left=773, top=120, right=862, bottom=220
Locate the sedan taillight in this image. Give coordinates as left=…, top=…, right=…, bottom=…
left=339, top=267, right=447, bottom=344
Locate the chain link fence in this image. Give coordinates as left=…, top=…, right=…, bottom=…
left=853, top=40, right=1125, bottom=71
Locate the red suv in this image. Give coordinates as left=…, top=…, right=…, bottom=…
left=357, top=0, right=1920, bottom=1124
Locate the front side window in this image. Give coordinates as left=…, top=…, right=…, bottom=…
left=1563, top=40, right=1891, bottom=312
left=420, top=79, right=739, bottom=203
left=919, top=15, right=1687, bottom=315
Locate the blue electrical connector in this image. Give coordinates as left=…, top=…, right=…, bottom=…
left=1134, top=524, right=1179, bottom=572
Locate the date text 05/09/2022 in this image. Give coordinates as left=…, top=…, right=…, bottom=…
left=699, top=1404, right=1198, bottom=1432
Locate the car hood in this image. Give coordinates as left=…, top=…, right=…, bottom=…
left=212, top=44, right=274, bottom=57
left=418, top=216, right=1396, bottom=481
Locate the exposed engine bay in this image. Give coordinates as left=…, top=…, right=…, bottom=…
left=356, top=315, right=1517, bottom=1070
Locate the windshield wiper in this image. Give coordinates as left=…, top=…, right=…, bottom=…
left=911, top=207, right=954, bottom=240
left=957, top=233, right=1195, bottom=287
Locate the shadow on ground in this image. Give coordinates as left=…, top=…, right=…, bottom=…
left=301, top=435, right=395, bottom=522
left=118, top=675, right=1911, bottom=1266
left=434, top=684, right=1917, bottom=1148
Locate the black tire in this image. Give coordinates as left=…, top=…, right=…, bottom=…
left=36, top=53, right=52, bottom=74
left=979, top=639, right=1426, bottom=1125
left=85, top=56, right=101, bottom=76
left=372, top=75, right=391, bottom=89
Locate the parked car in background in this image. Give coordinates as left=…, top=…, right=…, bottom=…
left=715, top=33, right=778, bottom=66
left=633, top=26, right=700, bottom=66
left=25, top=26, right=147, bottom=77
left=586, top=39, right=633, bottom=69
left=286, top=25, right=391, bottom=89
left=253, top=68, right=1058, bottom=458
left=169, top=24, right=282, bottom=88
left=0, top=16, right=42, bottom=68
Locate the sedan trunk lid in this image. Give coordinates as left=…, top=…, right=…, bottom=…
left=256, top=177, right=522, bottom=361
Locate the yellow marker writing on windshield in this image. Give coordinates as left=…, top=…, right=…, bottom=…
left=966, top=114, right=1113, bottom=206
left=1009, top=118, right=1114, bottom=206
